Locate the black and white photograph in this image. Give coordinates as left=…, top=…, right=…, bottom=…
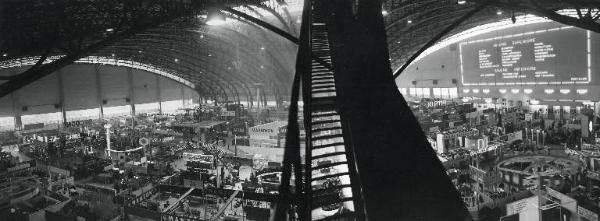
left=0, top=0, right=599, bottom=220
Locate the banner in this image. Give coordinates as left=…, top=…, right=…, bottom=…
left=64, top=119, right=93, bottom=127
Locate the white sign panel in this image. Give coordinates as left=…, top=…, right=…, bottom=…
left=222, top=111, right=236, bottom=117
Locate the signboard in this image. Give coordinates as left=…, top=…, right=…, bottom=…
left=64, top=119, right=93, bottom=127
left=578, top=206, right=598, bottom=221
left=23, top=123, right=44, bottom=131
left=506, top=131, right=523, bottom=143
left=233, top=127, right=247, bottom=136
left=459, top=26, right=590, bottom=86
left=183, top=153, right=214, bottom=163
left=248, top=121, right=287, bottom=139
left=222, top=111, right=236, bottom=117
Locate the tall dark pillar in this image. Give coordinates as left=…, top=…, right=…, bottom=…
left=57, top=70, right=67, bottom=124
left=94, top=65, right=104, bottom=119
left=127, top=68, right=136, bottom=116
left=323, top=0, right=469, bottom=220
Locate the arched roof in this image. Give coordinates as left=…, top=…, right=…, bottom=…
left=0, top=0, right=597, bottom=99
left=383, top=0, right=599, bottom=76
left=0, top=0, right=300, bottom=100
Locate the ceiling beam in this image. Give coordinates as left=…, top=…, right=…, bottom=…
left=393, top=1, right=491, bottom=78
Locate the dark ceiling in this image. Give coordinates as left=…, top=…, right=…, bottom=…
left=0, top=0, right=598, bottom=100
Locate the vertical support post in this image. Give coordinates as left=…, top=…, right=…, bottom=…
left=256, top=86, right=260, bottom=109
left=57, top=70, right=67, bottom=124
left=156, top=75, right=162, bottom=114
left=95, top=65, right=104, bottom=119
left=127, top=68, right=136, bottom=116
left=180, top=84, right=185, bottom=108
left=11, top=92, right=22, bottom=130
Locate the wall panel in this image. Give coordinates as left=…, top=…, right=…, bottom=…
left=0, top=64, right=197, bottom=129
left=62, top=65, right=98, bottom=110
left=132, top=69, right=159, bottom=104
left=19, top=73, right=60, bottom=115
left=99, top=65, right=128, bottom=106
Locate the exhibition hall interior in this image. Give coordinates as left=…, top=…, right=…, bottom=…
left=0, top=0, right=599, bottom=220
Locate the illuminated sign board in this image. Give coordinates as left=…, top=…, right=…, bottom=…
left=460, top=26, right=591, bottom=86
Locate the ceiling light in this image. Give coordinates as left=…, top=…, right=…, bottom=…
left=206, top=9, right=227, bottom=26
left=483, top=89, right=490, bottom=94
left=544, top=89, right=554, bottom=94
left=174, top=58, right=179, bottom=62
left=463, top=89, right=470, bottom=93
left=473, top=89, right=480, bottom=94
left=382, top=10, right=389, bottom=16
left=457, top=0, right=466, bottom=4
left=499, top=89, right=507, bottom=94
left=208, top=54, right=212, bottom=57
left=560, top=89, right=570, bottom=94
left=106, top=28, right=114, bottom=32
left=524, top=89, right=533, bottom=94
left=407, top=20, right=413, bottom=24
left=138, top=50, right=142, bottom=53
left=511, top=89, right=519, bottom=94
left=2, top=53, right=6, bottom=57
left=200, top=35, right=204, bottom=39
left=260, top=47, right=265, bottom=50
left=497, top=11, right=503, bottom=15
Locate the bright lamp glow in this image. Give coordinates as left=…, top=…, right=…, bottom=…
left=463, top=89, right=470, bottom=93
left=499, top=89, right=507, bottom=94
left=457, top=0, right=466, bottom=4
left=382, top=10, right=389, bottom=16
left=511, top=89, right=520, bottom=94
left=206, top=10, right=227, bottom=26
left=544, top=89, right=555, bottom=94
left=473, top=89, right=480, bottom=94
left=560, top=89, right=570, bottom=94
left=524, top=89, right=533, bottom=94
left=483, top=89, right=490, bottom=94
